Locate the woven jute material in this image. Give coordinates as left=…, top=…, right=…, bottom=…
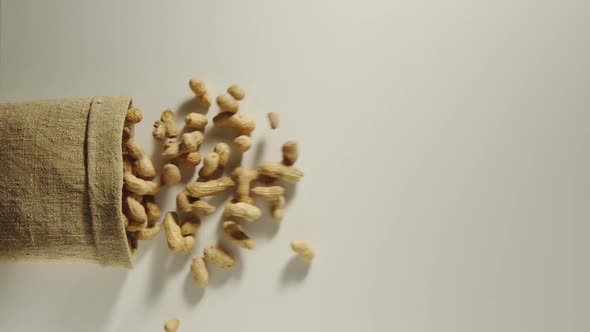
left=0, top=96, right=133, bottom=267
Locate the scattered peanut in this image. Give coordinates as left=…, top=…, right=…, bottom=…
left=119, top=79, right=309, bottom=280
left=152, top=120, right=167, bottom=140
left=214, top=143, right=230, bottom=168
left=125, top=195, right=148, bottom=229
left=164, top=318, right=180, bottom=332
left=204, top=245, right=236, bottom=269
left=267, top=112, right=279, bottom=129
left=182, top=152, right=202, bottom=167
left=227, top=84, right=245, bottom=100
left=223, top=221, right=255, bottom=249
left=188, top=78, right=208, bottom=96
left=164, top=212, right=195, bottom=253
left=124, top=173, right=159, bottom=195
left=271, top=196, right=286, bottom=222
left=282, top=141, right=298, bottom=166
left=185, top=112, right=208, bottom=131
left=125, top=138, right=156, bottom=179
left=125, top=107, right=143, bottom=125
left=121, top=214, right=129, bottom=228
left=258, top=162, right=303, bottom=183
left=122, top=126, right=132, bottom=142
left=191, top=257, right=209, bottom=288
left=189, top=77, right=212, bottom=108
left=138, top=223, right=161, bottom=240
left=144, top=196, right=161, bottom=224
left=251, top=186, right=285, bottom=201
left=161, top=109, right=179, bottom=138
left=191, top=200, right=216, bottom=216
left=216, top=93, right=239, bottom=113
left=126, top=220, right=146, bottom=232
left=213, top=112, right=256, bottom=135
left=181, top=219, right=201, bottom=236
left=233, top=135, right=252, bottom=153
left=162, top=141, right=184, bottom=160
left=183, top=235, right=197, bottom=251
left=257, top=174, right=278, bottom=185
left=123, top=155, right=134, bottom=175
left=233, top=167, right=258, bottom=203
left=199, top=152, right=220, bottom=178
left=291, top=240, right=315, bottom=262
left=161, top=163, right=181, bottom=186
left=179, top=131, right=204, bottom=152
left=127, top=231, right=139, bottom=251
left=176, top=191, right=192, bottom=213
left=184, top=176, right=235, bottom=198
left=249, top=186, right=286, bottom=222
left=223, top=201, right=262, bottom=222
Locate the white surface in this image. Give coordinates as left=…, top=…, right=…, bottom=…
left=1, top=1, right=589, bottom=331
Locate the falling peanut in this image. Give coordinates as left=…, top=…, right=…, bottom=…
left=127, top=231, right=139, bottom=251
left=124, top=195, right=147, bottom=230
left=181, top=219, right=201, bottom=236
left=184, top=235, right=197, bottom=251
left=214, top=143, right=230, bottom=168
left=161, top=163, right=181, bottom=186
left=162, top=141, right=184, bottom=160
left=138, top=223, right=161, bottom=240
left=251, top=186, right=285, bottom=201
left=126, top=221, right=146, bottom=232
left=125, top=138, right=156, bottom=179
left=233, top=167, right=258, bottom=204
left=121, top=213, right=129, bottom=228
left=216, top=93, right=239, bottom=113
left=184, top=176, right=235, bottom=198
left=123, top=155, right=134, bottom=175
left=223, top=201, right=262, bottom=222
left=271, top=196, right=285, bottom=222
left=176, top=191, right=193, bottom=213
left=291, top=240, right=315, bottom=262
left=117, top=76, right=310, bottom=274
left=199, top=152, right=220, bottom=178
left=164, top=318, right=180, bottom=332
left=258, top=162, right=303, bottom=183
left=189, top=77, right=212, bottom=109
left=213, top=112, right=256, bottom=135
left=179, top=131, right=204, bottom=152
left=223, top=221, right=255, bottom=249
left=227, top=84, right=245, bottom=100
left=257, top=174, right=278, bottom=185
left=182, top=152, right=202, bottom=167
left=233, top=135, right=252, bottom=153
left=122, top=126, right=132, bottom=142
left=267, top=112, right=279, bottom=129
left=144, top=196, right=161, bottom=224
left=164, top=212, right=184, bottom=251
left=282, top=141, right=298, bottom=166
left=204, top=245, right=236, bottom=269
left=124, top=173, right=159, bottom=195
left=161, top=109, right=179, bottom=138
left=191, top=257, right=209, bottom=288
left=191, top=200, right=216, bottom=216
left=185, top=112, right=208, bottom=131
left=125, top=107, right=143, bottom=125
left=152, top=120, right=166, bottom=140
left=164, top=212, right=195, bottom=253
left=251, top=186, right=286, bottom=222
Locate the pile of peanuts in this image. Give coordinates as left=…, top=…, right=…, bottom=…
left=120, top=78, right=316, bottom=299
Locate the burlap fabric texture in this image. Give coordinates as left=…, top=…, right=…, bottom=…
left=0, top=96, right=133, bottom=267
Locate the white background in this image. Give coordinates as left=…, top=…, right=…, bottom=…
left=0, top=1, right=589, bottom=331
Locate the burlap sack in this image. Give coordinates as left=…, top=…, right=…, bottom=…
left=0, top=96, right=133, bottom=267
